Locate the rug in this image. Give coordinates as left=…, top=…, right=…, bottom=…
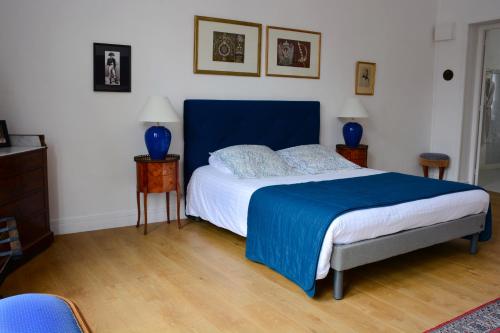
left=425, top=298, right=500, bottom=333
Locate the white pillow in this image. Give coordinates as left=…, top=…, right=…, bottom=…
left=210, top=145, right=300, bottom=178
left=208, top=155, right=233, bottom=175
left=277, top=144, right=360, bottom=174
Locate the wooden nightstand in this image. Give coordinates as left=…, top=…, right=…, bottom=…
left=336, top=144, right=368, bottom=167
left=134, top=154, right=181, bottom=234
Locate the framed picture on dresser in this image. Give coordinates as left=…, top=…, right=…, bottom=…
left=266, top=26, right=321, bottom=79
left=0, top=120, right=10, bottom=147
left=193, top=16, right=262, bottom=77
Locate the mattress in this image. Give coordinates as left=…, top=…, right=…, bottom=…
left=186, top=166, right=489, bottom=279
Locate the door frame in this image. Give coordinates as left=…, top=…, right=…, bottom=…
left=469, top=23, right=500, bottom=185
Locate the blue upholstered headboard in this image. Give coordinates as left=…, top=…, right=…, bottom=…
left=183, top=99, right=320, bottom=190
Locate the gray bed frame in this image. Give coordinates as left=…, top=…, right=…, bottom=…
left=330, top=213, right=485, bottom=299
left=189, top=213, right=485, bottom=300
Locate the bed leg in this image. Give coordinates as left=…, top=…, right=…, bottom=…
left=333, top=270, right=344, bottom=300
left=470, top=233, right=479, bottom=255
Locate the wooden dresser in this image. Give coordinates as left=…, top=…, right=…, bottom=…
left=0, top=141, right=53, bottom=265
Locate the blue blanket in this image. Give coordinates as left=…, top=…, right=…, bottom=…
left=246, top=172, right=492, bottom=297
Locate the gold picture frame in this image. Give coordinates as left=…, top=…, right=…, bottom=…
left=266, top=26, right=321, bottom=79
left=193, top=16, right=262, bottom=77
left=355, top=61, right=376, bottom=95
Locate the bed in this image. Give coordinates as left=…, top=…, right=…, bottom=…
left=183, top=99, right=490, bottom=300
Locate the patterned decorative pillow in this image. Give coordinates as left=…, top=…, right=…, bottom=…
left=277, top=144, right=360, bottom=174
left=210, top=145, right=300, bottom=178
left=208, top=155, right=233, bottom=174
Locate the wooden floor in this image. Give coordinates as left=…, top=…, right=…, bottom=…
left=2, top=193, right=499, bottom=332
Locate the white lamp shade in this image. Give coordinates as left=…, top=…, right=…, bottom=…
left=139, top=96, right=180, bottom=123
left=338, top=97, right=369, bottom=118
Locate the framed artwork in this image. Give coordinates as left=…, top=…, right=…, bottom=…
left=266, top=26, right=321, bottom=79
left=355, top=61, right=376, bottom=95
left=0, top=120, right=11, bottom=148
left=93, top=43, right=131, bottom=92
left=193, top=16, right=262, bottom=76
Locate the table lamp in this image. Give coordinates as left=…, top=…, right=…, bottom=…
left=139, top=96, right=180, bottom=160
left=338, top=97, right=368, bottom=147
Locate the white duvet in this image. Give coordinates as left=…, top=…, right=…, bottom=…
left=186, top=166, right=490, bottom=279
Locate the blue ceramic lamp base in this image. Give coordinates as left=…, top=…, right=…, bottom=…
left=145, top=126, right=171, bottom=160
left=342, top=122, right=363, bottom=148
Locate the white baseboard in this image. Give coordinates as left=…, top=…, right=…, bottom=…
left=51, top=206, right=186, bottom=235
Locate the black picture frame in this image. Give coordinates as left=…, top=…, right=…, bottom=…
left=93, top=43, right=131, bottom=92
left=0, top=120, right=11, bottom=148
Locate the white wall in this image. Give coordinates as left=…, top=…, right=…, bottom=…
left=0, top=0, right=437, bottom=234
left=431, top=0, right=500, bottom=181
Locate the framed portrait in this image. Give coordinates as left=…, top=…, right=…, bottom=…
left=194, top=16, right=262, bottom=77
left=266, top=26, right=321, bottom=79
left=0, top=120, right=11, bottom=148
left=93, top=43, right=131, bottom=92
left=355, top=61, right=376, bottom=95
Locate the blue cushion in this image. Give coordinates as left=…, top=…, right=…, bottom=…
left=0, top=294, right=83, bottom=333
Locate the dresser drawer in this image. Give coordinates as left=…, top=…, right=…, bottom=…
left=0, top=149, right=44, bottom=178
left=0, top=189, right=48, bottom=248
left=350, top=150, right=366, bottom=160
left=0, top=168, right=44, bottom=205
left=148, top=162, right=176, bottom=178
left=351, top=158, right=367, bottom=167
left=0, top=190, right=46, bottom=219
left=137, top=161, right=178, bottom=193
left=147, top=163, right=177, bottom=192
left=16, top=213, right=48, bottom=248
left=338, top=150, right=352, bottom=159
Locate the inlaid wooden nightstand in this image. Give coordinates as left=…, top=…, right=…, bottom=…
left=336, top=144, right=368, bottom=167
left=134, top=154, right=181, bottom=234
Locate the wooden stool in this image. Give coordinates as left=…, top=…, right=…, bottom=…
left=419, top=153, right=450, bottom=180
